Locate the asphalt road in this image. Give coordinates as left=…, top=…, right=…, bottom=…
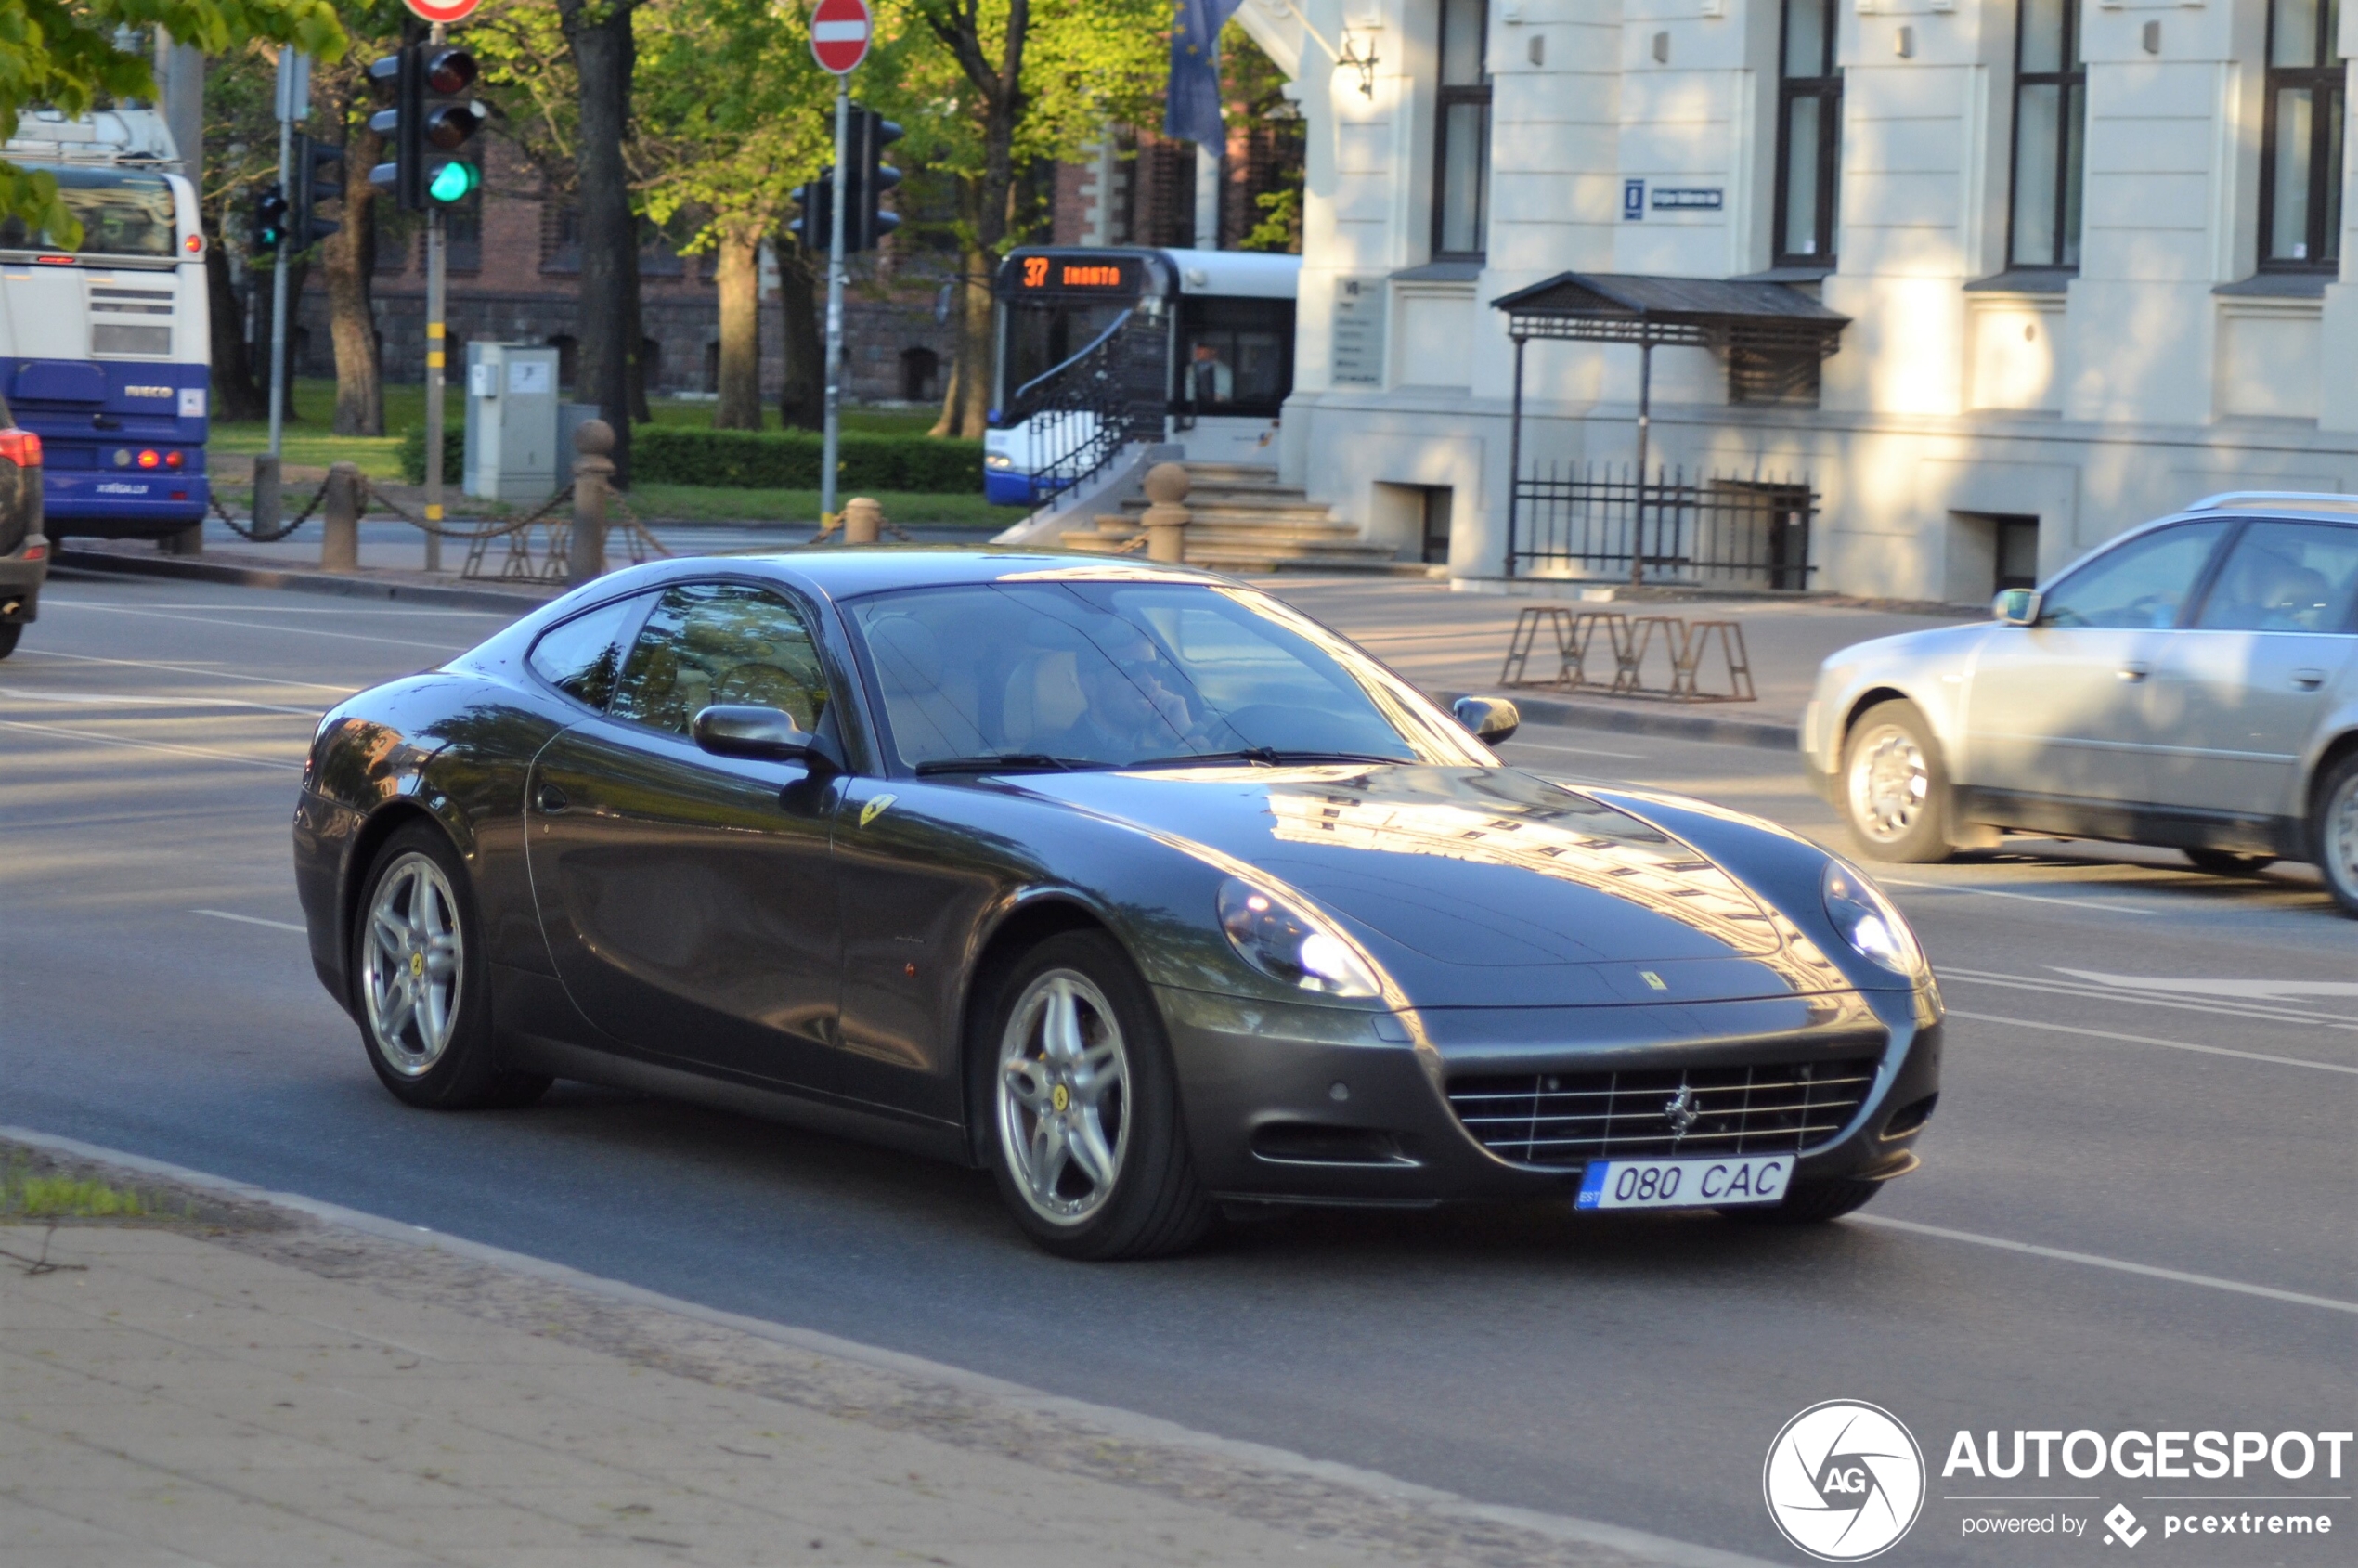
left=4, top=570, right=2352, bottom=1567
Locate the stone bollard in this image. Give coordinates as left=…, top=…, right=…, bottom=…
left=1141, top=462, right=1192, bottom=563
left=842, top=496, right=884, bottom=545
left=319, top=461, right=362, bottom=572
left=251, top=452, right=282, bottom=538
left=568, top=419, right=615, bottom=582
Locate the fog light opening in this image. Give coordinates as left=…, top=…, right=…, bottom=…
left=1882, top=1093, right=1938, bottom=1139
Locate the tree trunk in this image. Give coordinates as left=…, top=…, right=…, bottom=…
left=204, top=219, right=267, bottom=421
left=627, top=281, right=652, bottom=424
left=560, top=0, right=641, bottom=486
left=324, top=116, right=383, bottom=436
left=927, top=350, right=959, bottom=438
left=952, top=240, right=991, bottom=437
left=711, top=219, right=761, bottom=430
left=775, top=244, right=823, bottom=431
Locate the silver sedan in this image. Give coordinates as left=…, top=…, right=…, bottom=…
left=1801, top=493, right=2358, bottom=914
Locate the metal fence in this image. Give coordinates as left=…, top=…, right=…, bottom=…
left=1507, top=464, right=1818, bottom=590
left=1004, top=310, right=1168, bottom=499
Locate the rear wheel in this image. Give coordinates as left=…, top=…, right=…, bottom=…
left=973, top=930, right=1211, bottom=1260
left=0, top=624, right=19, bottom=660
left=1842, top=700, right=1953, bottom=863
left=2313, top=752, right=2358, bottom=917
left=352, top=823, right=551, bottom=1109
left=1722, top=1176, right=1881, bottom=1225
left=2183, top=849, right=2275, bottom=877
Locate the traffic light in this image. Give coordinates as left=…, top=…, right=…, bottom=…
left=289, top=133, right=343, bottom=253
left=368, top=44, right=483, bottom=213
left=252, top=183, right=287, bottom=255
left=788, top=173, right=834, bottom=253
left=842, top=108, right=901, bottom=253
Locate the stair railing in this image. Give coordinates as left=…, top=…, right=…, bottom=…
left=1003, top=309, right=1158, bottom=500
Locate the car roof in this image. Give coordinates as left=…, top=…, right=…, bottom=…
left=2183, top=491, right=2358, bottom=525
left=577, top=548, right=1236, bottom=605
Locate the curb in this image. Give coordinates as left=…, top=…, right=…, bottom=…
left=53, top=547, right=560, bottom=614
left=1454, top=688, right=1800, bottom=750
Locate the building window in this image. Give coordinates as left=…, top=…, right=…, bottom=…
left=1431, top=0, right=1491, bottom=260
left=1774, top=0, right=1843, bottom=266
left=2008, top=0, right=2086, bottom=267
left=2261, top=0, right=2345, bottom=269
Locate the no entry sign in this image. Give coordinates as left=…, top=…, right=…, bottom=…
left=403, top=0, right=481, bottom=23
left=810, top=0, right=872, bottom=74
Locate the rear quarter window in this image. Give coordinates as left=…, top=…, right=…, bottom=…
left=528, top=595, right=650, bottom=710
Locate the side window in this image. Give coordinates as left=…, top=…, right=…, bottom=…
left=2039, top=522, right=2229, bottom=629
left=527, top=595, right=648, bottom=710
left=2195, top=523, right=2358, bottom=633
left=609, top=582, right=833, bottom=736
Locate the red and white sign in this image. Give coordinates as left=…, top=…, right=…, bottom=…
left=809, top=0, right=872, bottom=74
left=402, top=0, right=481, bottom=23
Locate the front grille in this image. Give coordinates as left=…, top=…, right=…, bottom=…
left=1447, top=1057, right=1880, bottom=1167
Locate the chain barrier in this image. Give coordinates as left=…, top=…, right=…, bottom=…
left=805, top=510, right=918, bottom=546
left=212, top=476, right=331, bottom=544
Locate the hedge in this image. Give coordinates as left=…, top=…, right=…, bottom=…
left=396, top=425, right=464, bottom=486
left=631, top=426, right=983, bottom=493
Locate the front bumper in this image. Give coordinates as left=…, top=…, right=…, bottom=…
left=0, top=536, right=49, bottom=621
left=1161, top=985, right=1941, bottom=1207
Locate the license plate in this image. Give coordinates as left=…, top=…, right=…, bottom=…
left=1575, top=1154, right=1793, bottom=1211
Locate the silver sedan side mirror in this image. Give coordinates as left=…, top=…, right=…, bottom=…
left=1992, top=588, right=2041, bottom=626
left=1452, top=695, right=1521, bottom=745
left=692, top=705, right=818, bottom=762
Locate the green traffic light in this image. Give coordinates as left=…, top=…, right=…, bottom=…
left=427, top=161, right=480, bottom=203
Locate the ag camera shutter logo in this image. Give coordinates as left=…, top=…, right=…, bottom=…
left=1764, top=1400, right=1926, bottom=1561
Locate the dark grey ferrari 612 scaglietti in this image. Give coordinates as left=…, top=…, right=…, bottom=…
left=293, top=551, right=1943, bottom=1258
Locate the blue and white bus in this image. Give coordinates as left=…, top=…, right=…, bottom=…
left=1, top=110, right=211, bottom=538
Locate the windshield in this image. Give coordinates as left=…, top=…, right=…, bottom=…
left=0, top=167, right=177, bottom=258
left=848, top=578, right=1492, bottom=772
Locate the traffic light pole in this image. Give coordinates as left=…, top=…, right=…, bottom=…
left=267, top=113, right=292, bottom=460
left=820, top=78, right=849, bottom=530
left=421, top=22, right=447, bottom=572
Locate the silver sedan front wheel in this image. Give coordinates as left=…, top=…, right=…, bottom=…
left=996, top=970, right=1133, bottom=1225
left=2320, top=758, right=2358, bottom=916
left=360, top=850, right=464, bottom=1077
left=1848, top=725, right=1927, bottom=842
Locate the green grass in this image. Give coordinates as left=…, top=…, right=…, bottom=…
left=211, top=380, right=945, bottom=482
left=3, top=1172, right=147, bottom=1220
left=627, top=485, right=1023, bottom=528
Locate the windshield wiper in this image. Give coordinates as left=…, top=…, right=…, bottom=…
left=913, top=753, right=1105, bottom=776
left=1124, top=748, right=1408, bottom=770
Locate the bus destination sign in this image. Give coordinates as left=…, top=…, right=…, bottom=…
left=1019, top=255, right=1131, bottom=292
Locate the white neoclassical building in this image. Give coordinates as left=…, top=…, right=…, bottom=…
left=1228, top=0, right=2354, bottom=600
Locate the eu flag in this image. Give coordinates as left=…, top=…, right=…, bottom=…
left=1164, top=0, right=1244, bottom=146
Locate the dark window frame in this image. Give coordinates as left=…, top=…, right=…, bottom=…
left=1430, top=0, right=1493, bottom=263
left=1772, top=0, right=1844, bottom=268
left=2005, top=0, right=2087, bottom=268
left=2259, top=0, right=2346, bottom=271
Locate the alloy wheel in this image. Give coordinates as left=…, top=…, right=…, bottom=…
left=2328, top=771, right=2358, bottom=900
left=997, top=970, right=1133, bottom=1225
left=360, top=851, right=465, bottom=1077
left=1849, top=726, right=1928, bottom=842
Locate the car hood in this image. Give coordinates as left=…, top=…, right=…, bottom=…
left=1012, top=763, right=1852, bottom=1007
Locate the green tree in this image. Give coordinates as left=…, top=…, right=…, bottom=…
left=0, top=0, right=346, bottom=239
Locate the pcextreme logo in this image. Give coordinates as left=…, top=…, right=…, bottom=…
left=1764, top=1400, right=1928, bottom=1562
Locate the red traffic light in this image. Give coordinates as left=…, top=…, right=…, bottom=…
left=422, top=47, right=477, bottom=96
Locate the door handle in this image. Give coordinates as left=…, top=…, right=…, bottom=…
left=535, top=783, right=570, bottom=814
left=2291, top=668, right=2326, bottom=690
left=2117, top=662, right=2150, bottom=682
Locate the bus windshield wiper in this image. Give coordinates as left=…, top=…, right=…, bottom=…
left=1123, top=748, right=1409, bottom=769
left=913, top=753, right=1106, bottom=775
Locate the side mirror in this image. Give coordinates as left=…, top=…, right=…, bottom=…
left=1452, top=694, right=1521, bottom=745
left=692, top=705, right=818, bottom=762
left=1993, top=588, right=2041, bottom=626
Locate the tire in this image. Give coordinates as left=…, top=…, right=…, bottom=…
left=2183, top=849, right=2275, bottom=877
left=1721, top=1176, right=1882, bottom=1225
left=351, top=823, right=551, bottom=1109
left=2313, top=751, right=2358, bottom=918
left=1841, top=700, right=1954, bottom=863
left=0, top=623, right=19, bottom=660
left=969, top=929, right=1212, bottom=1261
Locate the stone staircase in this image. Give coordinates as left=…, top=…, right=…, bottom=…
left=1057, top=463, right=1408, bottom=573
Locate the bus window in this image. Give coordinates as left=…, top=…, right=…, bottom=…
left=1178, top=297, right=1292, bottom=418
left=1001, top=300, right=1130, bottom=401
left=0, top=168, right=176, bottom=259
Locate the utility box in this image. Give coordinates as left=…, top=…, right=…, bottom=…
left=462, top=343, right=561, bottom=501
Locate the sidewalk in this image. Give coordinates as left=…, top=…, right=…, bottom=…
left=0, top=1134, right=1748, bottom=1568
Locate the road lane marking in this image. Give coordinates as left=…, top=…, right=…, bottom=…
left=193, top=909, right=308, bottom=933
left=1942, top=966, right=2358, bottom=1031
left=0, top=717, right=304, bottom=771
left=12, top=647, right=362, bottom=693
left=1853, top=1216, right=2358, bottom=1314
left=1881, top=875, right=2157, bottom=915
left=2051, top=966, right=2358, bottom=1000
left=0, top=686, right=323, bottom=717
left=1945, top=1008, right=2358, bottom=1074
left=36, top=601, right=473, bottom=652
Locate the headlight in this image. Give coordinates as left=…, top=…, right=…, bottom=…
left=1820, top=860, right=1925, bottom=978
left=1217, top=878, right=1381, bottom=999
left=985, top=455, right=1014, bottom=469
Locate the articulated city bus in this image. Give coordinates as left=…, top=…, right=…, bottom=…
left=0, top=110, right=212, bottom=539
left=985, top=246, right=1298, bottom=506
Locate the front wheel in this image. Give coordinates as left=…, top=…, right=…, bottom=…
left=1842, top=700, right=1955, bottom=863
left=2313, top=753, right=2358, bottom=917
left=973, top=930, right=1211, bottom=1260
